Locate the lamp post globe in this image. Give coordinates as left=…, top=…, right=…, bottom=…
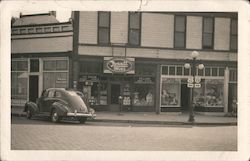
left=198, top=64, right=204, bottom=70
left=184, top=63, right=191, bottom=69
left=191, top=51, right=199, bottom=59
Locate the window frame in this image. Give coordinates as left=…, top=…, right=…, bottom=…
left=98, top=11, right=111, bottom=45
left=202, top=17, right=214, bottom=50
left=230, top=18, right=238, bottom=51
left=128, top=12, right=141, bottom=46
left=174, top=15, right=186, bottom=48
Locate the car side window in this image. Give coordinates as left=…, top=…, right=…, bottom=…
left=41, top=90, right=48, bottom=97
left=48, top=90, right=55, bottom=98
left=55, top=91, right=62, bottom=98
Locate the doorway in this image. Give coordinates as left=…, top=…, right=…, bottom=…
left=181, top=84, right=189, bottom=111
left=29, top=75, right=39, bottom=102
left=111, top=84, right=121, bottom=104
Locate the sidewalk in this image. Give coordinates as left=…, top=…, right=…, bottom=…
left=11, top=106, right=237, bottom=126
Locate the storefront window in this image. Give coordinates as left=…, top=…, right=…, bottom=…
left=193, top=85, right=205, bottom=106
left=43, top=59, right=69, bottom=90
left=205, top=79, right=224, bottom=107
left=11, top=60, right=29, bottom=106
left=133, top=84, right=154, bottom=106
left=161, top=78, right=181, bottom=107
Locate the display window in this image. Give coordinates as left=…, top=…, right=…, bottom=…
left=193, top=85, right=205, bottom=107
left=43, top=59, right=69, bottom=90
left=161, top=78, right=181, bottom=107
left=11, top=60, right=29, bottom=106
left=205, top=79, right=224, bottom=107
left=132, top=84, right=154, bottom=106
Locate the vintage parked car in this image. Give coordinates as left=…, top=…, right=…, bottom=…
left=23, top=88, right=96, bottom=123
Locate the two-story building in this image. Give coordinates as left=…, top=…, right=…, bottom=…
left=72, top=12, right=237, bottom=113
left=11, top=12, right=73, bottom=107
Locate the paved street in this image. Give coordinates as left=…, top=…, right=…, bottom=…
left=11, top=116, right=237, bottom=151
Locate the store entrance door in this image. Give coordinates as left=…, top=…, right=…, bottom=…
left=111, top=84, right=121, bottom=104
left=181, top=84, right=189, bottom=111
left=29, top=75, right=39, bottom=103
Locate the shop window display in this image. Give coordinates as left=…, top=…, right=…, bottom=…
left=133, top=84, right=154, bottom=106
left=193, top=86, right=205, bottom=106
left=205, top=79, right=224, bottom=107
left=161, top=78, right=180, bottom=107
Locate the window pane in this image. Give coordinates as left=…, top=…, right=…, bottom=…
left=204, top=17, right=213, bottom=33
left=129, top=12, right=140, bottom=29
left=56, top=60, right=68, bottom=70
left=99, top=12, right=110, bottom=27
left=99, top=28, right=109, bottom=44
left=44, top=61, right=56, bottom=71
left=162, top=66, right=168, bottom=75
left=36, top=28, right=43, bottom=33
left=20, top=29, right=26, bottom=34
left=53, top=27, right=60, bottom=32
left=175, top=16, right=185, bottom=32
left=30, top=59, right=39, bottom=72
left=176, top=67, right=183, bottom=75
left=169, top=66, right=175, bottom=75
left=28, top=28, right=34, bottom=33
left=219, top=68, right=224, bottom=76
left=198, top=69, right=204, bottom=76
left=203, top=33, right=213, bottom=48
left=129, top=29, right=140, bottom=45
left=44, top=27, right=51, bottom=32
left=43, top=72, right=56, bottom=89
left=11, top=61, right=17, bottom=71
left=184, top=68, right=190, bottom=75
left=212, top=68, right=218, bottom=76
left=205, top=68, right=211, bottom=76
left=175, top=32, right=185, bottom=48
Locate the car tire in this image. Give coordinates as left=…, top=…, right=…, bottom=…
left=26, top=109, right=32, bottom=119
left=51, top=109, right=61, bottom=123
left=79, top=117, right=87, bottom=124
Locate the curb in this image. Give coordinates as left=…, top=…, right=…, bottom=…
left=11, top=113, right=237, bottom=126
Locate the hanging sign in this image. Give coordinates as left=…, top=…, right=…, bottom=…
left=187, top=83, right=194, bottom=88
left=104, top=57, right=135, bottom=74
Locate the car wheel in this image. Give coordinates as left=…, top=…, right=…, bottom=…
left=79, top=117, right=87, bottom=124
left=26, top=109, right=32, bottom=119
left=51, top=109, right=60, bottom=123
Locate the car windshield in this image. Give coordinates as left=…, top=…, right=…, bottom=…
left=66, top=91, right=87, bottom=107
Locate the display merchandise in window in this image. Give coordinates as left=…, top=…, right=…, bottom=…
left=133, top=84, right=154, bottom=106
left=205, top=79, right=224, bottom=107
left=99, top=82, right=108, bottom=105
left=193, top=86, right=205, bottom=106
left=123, top=83, right=131, bottom=106
left=161, top=78, right=181, bottom=107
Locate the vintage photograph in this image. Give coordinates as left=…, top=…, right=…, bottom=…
left=10, top=10, right=238, bottom=152
left=3, top=1, right=250, bottom=161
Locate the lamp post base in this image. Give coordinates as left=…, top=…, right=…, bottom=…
left=188, top=115, right=195, bottom=122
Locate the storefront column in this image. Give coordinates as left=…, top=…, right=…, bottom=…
left=72, top=60, right=79, bottom=89
left=155, top=65, right=161, bottom=114
left=224, top=67, right=229, bottom=113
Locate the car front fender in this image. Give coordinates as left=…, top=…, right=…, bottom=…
left=51, top=102, right=68, bottom=116
left=24, top=102, right=39, bottom=114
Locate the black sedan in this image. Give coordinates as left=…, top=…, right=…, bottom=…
left=24, top=88, right=96, bottom=123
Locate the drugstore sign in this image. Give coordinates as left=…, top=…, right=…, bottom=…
left=104, top=57, right=135, bottom=74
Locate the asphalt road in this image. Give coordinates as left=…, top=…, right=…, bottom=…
left=11, top=116, right=237, bottom=151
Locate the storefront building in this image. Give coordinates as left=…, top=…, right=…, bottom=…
left=11, top=13, right=73, bottom=107
left=73, top=12, right=237, bottom=113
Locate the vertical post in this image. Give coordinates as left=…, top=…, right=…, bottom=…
left=155, top=65, right=161, bottom=114
left=188, top=57, right=196, bottom=122
left=224, top=67, right=229, bottom=113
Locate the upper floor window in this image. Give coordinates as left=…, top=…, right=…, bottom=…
left=230, top=19, right=238, bottom=51
left=202, top=17, right=214, bottom=49
left=98, top=12, right=110, bottom=45
left=128, top=12, right=141, bottom=46
left=174, top=15, right=186, bottom=48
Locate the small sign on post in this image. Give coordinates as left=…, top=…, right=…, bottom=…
left=187, top=83, right=194, bottom=88
left=194, top=83, right=201, bottom=88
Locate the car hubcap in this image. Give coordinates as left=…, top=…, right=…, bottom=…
left=52, top=112, right=58, bottom=122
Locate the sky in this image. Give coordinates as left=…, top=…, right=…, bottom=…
left=11, top=11, right=72, bottom=22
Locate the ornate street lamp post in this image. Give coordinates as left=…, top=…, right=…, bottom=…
left=184, top=51, right=204, bottom=122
